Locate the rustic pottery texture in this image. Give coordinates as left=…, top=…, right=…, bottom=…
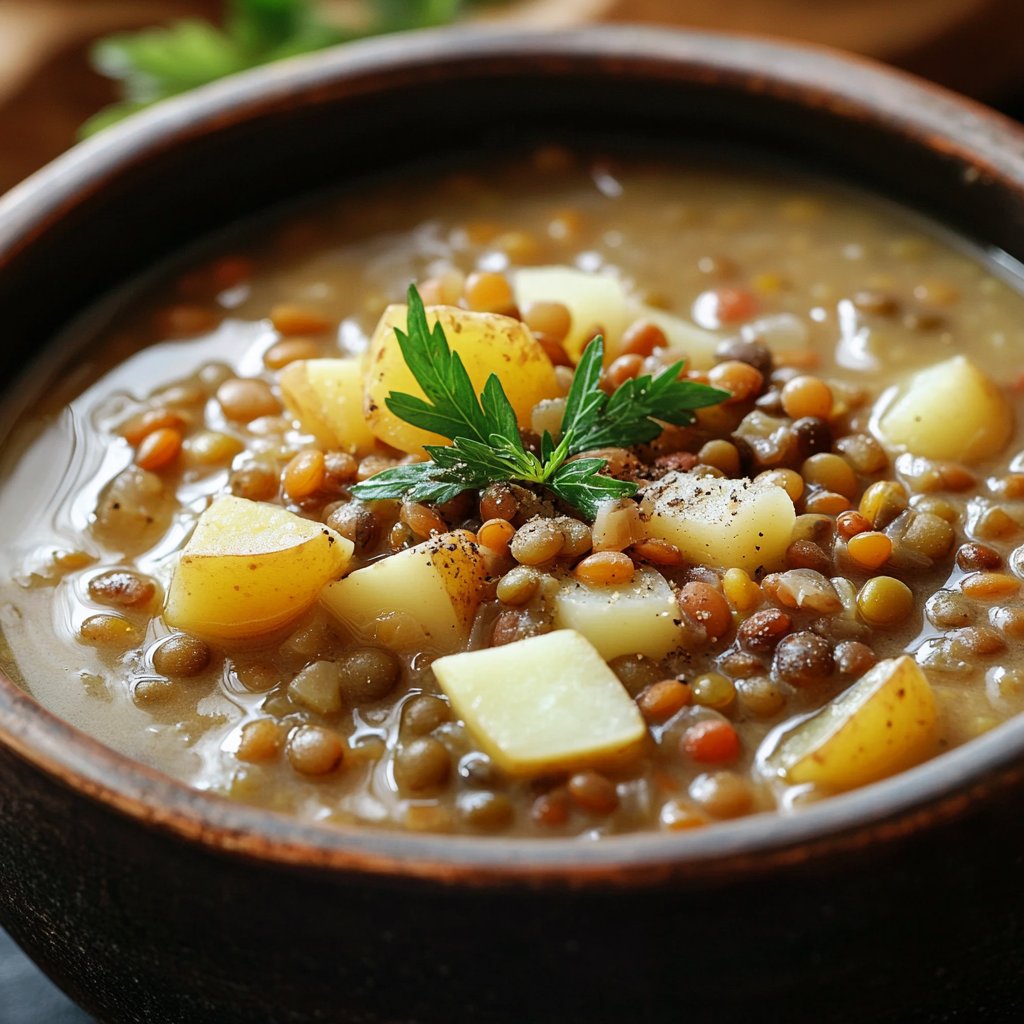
left=3, top=0, right=1024, bottom=193
left=3, top=26, right=1024, bottom=1024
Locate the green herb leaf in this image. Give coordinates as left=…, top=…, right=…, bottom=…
left=547, top=458, right=637, bottom=520
left=83, top=0, right=487, bottom=137
left=348, top=461, right=489, bottom=506
left=351, top=284, right=727, bottom=519
left=562, top=339, right=730, bottom=454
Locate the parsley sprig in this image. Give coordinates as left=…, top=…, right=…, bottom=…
left=351, top=286, right=728, bottom=519
left=84, top=0, right=483, bottom=136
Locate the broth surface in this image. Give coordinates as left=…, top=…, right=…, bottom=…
left=4, top=149, right=1024, bottom=835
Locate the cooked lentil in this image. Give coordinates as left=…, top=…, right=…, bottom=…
left=4, top=150, right=1024, bottom=838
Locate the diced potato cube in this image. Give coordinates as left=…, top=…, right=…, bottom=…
left=364, top=305, right=558, bottom=454
left=320, top=530, right=487, bottom=652
left=640, top=472, right=795, bottom=574
left=552, top=567, right=683, bottom=661
left=768, top=655, right=938, bottom=792
left=514, top=265, right=720, bottom=366
left=279, top=358, right=378, bottom=455
left=165, top=496, right=351, bottom=642
left=433, top=630, right=646, bottom=775
left=874, top=355, right=1012, bottom=463
left=514, top=266, right=634, bottom=361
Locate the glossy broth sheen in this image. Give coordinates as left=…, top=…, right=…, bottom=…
left=4, top=149, right=1024, bottom=836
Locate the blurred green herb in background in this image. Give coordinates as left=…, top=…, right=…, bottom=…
left=83, top=0, right=484, bottom=136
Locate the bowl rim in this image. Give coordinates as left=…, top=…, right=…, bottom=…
left=3, top=23, right=1024, bottom=886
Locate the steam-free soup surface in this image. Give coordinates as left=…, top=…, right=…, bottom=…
left=3, top=149, right=1024, bottom=836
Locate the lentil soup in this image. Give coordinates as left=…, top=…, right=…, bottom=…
left=3, top=149, right=1024, bottom=837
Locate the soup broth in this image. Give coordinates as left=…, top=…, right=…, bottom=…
left=3, top=148, right=1024, bottom=836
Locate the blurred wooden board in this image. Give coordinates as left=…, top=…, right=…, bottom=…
left=2, top=0, right=1024, bottom=194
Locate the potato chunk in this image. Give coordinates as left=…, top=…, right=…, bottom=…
left=874, top=355, right=1012, bottom=463
left=165, top=496, right=351, bottom=642
left=433, top=630, right=646, bottom=776
left=514, top=266, right=635, bottom=361
left=514, top=265, right=720, bottom=367
left=769, top=655, right=938, bottom=792
left=641, top=472, right=795, bottom=574
left=320, top=530, right=487, bottom=652
left=278, top=358, right=377, bottom=455
left=364, top=305, right=557, bottom=454
left=552, top=568, right=684, bottom=661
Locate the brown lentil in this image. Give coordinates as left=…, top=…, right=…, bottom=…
left=637, top=679, right=691, bottom=721
left=458, top=791, right=514, bottom=830
left=735, top=675, right=788, bottom=717
left=479, top=483, right=519, bottom=522
left=722, top=568, right=761, bottom=612
left=400, top=500, right=447, bottom=539
left=698, top=439, right=742, bottom=476
left=619, top=319, right=668, bottom=357
left=121, top=409, right=187, bottom=446
left=755, top=468, right=804, bottom=503
left=691, top=672, right=736, bottom=710
left=394, top=737, right=451, bottom=793
left=402, top=695, right=452, bottom=737
left=837, top=510, right=871, bottom=539
left=575, top=550, right=635, bottom=586
left=630, top=538, right=684, bottom=567
left=216, top=378, right=281, bottom=422
left=688, top=771, right=753, bottom=819
left=857, top=577, right=915, bottom=626
left=270, top=304, right=332, bottom=335
left=957, top=542, right=1002, bottom=572
left=785, top=540, right=833, bottom=574
left=336, top=647, right=401, bottom=705
left=859, top=480, right=909, bottom=529
left=511, top=519, right=564, bottom=565
left=135, top=428, right=182, bottom=471
left=187, top=430, right=244, bottom=467
left=283, top=450, right=326, bottom=501
left=773, top=631, right=834, bottom=687
left=263, top=338, right=320, bottom=369
left=606, top=354, right=645, bottom=388
left=523, top=301, right=572, bottom=343
left=678, top=581, right=732, bottom=641
left=567, top=771, right=619, bottom=814
left=79, top=614, right=140, bottom=648
left=236, top=719, right=283, bottom=763
left=463, top=271, right=514, bottom=313
left=326, top=500, right=380, bottom=551
left=738, top=608, right=793, bottom=653
left=709, top=360, right=764, bottom=403
left=229, top=464, right=279, bottom=501
left=152, top=634, right=211, bottom=678
left=961, top=572, right=1021, bottom=600
left=846, top=531, right=893, bottom=570
left=835, top=432, right=888, bottom=474
left=531, top=789, right=570, bottom=827
left=834, top=640, right=877, bottom=677
left=88, top=570, right=155, bottom=609
left=781, top=375, right=833, bottom=420
left=286, top=725, right=345, bottom=776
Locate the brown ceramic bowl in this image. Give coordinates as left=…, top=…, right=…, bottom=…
left=2, top=26, right=1024, bottom=1024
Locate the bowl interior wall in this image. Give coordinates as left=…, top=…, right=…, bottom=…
left=2, top=61, right=1020, bottom=387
